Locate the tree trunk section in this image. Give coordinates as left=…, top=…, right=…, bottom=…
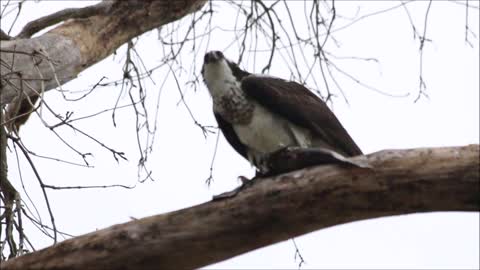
left=2, top=145, right=479, bottom=270
left=0, top=0, right=207, bottom=106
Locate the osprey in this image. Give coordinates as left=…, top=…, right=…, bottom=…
left=202, top=51, right=362, bottom=174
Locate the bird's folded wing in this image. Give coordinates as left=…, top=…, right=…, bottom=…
left=241, top=76, right=362, bottom=157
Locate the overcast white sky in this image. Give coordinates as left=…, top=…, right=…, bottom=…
left=1, top=1, right=479, bottom=269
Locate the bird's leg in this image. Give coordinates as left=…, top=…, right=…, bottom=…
left=213, top=151, right=272, bottom=201
left=211, top=165, right=275, bottom=201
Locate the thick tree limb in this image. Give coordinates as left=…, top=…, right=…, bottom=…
left=2, top=145, right=479, bottom=270
left=0, top=0, right=207, bottom=106
left=15, top=2, right=112, bottom=39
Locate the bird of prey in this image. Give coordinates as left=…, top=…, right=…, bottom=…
left=201, top=51, right=362, bottom=175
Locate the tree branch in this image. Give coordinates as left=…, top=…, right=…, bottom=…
left=0, top=0, right=208, bottom=106
left=15, top=2, right=112, bottom=39
left=3, top=145, right=479, bottom=270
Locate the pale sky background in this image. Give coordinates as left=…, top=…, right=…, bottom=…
left=1, top=1, right=479, bottom=269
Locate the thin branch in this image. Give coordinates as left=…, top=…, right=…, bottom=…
left=9, top=137, right=58, bottom=244
left=463, top=0, right=478, bottom=47
left=43, top=183, right=136, bottom=191
left=205, top=131, right=220, bottom=186
left=292, top=238, right=306, bottom=269
left=0, top=106, right=24, bottom=259
left=255, top=0, right=277, bottom=74
left=7, top=0, right=24, bottom=36
left=168, top=62, right=216, bottom=138
left=415, top=0, right=433, bottom=103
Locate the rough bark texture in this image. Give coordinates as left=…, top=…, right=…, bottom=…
left=2, top=145, right=479, bottom=270
left=0, top=0, right=207, bottom=106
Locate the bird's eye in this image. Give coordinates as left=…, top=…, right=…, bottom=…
left=204, top=53, right=211, bottom=64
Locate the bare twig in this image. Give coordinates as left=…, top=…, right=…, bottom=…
left=9, top=136, right=58, bottom=244
left=1, top=106, right=20, bottom=259
left=7, top=0, right=24, bottom=36
left=43, top=183, right=136, bottom=190
left=292, top=238, right=306, bottom=269
left=463, top=0, right=478, bottom=47
left=255, top=0, right=277, bottom=74
left=168, top=62, right=216, bottom=138
left=414, top=0, right=433, bottom=103
left=205, top=131, right=220, bottom=186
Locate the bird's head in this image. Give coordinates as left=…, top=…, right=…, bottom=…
left=201, top=51, right=250, bottom=91
left=203, top=50, right=226, bottom=65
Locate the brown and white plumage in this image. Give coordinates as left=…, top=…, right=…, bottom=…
left=202, top=51, right=362, bottom=173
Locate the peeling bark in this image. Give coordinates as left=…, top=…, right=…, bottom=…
left=0, top=0, right=207, bottom=106
left=2, top=145, right=479, bottom=270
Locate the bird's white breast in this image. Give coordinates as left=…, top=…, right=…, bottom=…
left=233, top=102, right=311, bottom=154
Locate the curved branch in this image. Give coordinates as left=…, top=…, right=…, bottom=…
left=3, top=145, right=479, bottom=270
left=15, top=2, right=112, bottom=39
